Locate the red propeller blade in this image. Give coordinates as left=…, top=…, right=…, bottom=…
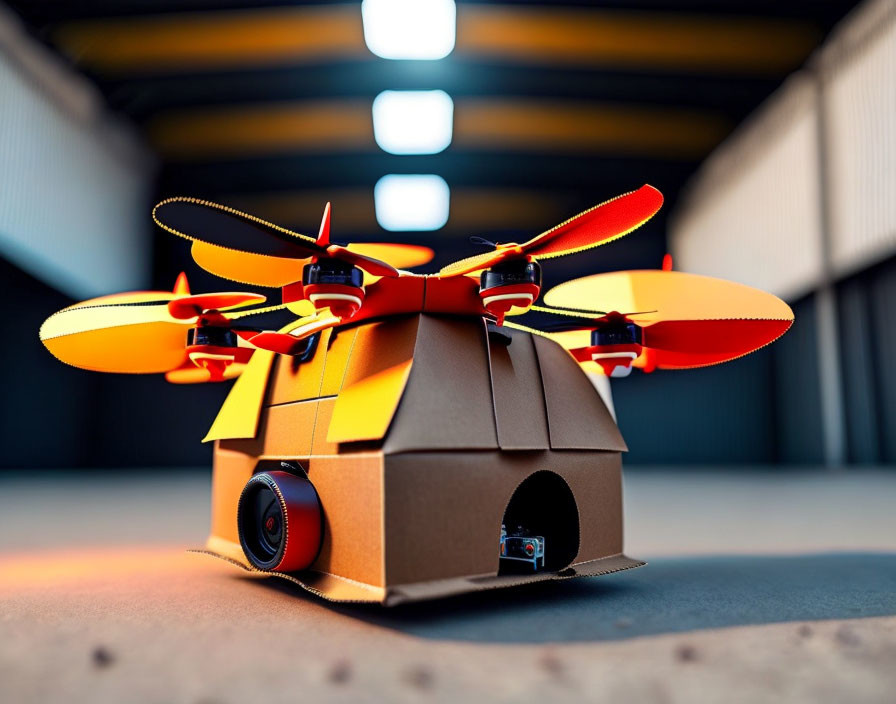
left=439, top=185, right=663, bottom=277
left=524, top=184, right=664, bottom=259
left=326, top=245, right=399, bottom=277
left=637, top=318, right=792, bottom=369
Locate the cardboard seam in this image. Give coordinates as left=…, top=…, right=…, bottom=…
left=483, top=318, right=503, bottom=449
left=529, top=333, right=556, bottom=450
left=477, top=316, right=501, bottom=448
left=265, top=394, right=337, bottom=409
left=309, top=333, right=332, bottom=452
left=335, top=327, right=360, bottom=393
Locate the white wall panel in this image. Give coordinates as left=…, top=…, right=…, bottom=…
left=824, top=14, right=896, bottom=276
left=670, top=78, right=824, bottom=300
left=0, top=21, right=153, bottom=299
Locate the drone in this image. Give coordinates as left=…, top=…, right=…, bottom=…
left=39, top=185, right=794, bottom=605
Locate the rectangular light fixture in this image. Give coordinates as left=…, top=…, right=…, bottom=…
left=374, top=175, right=450, bottom=231
left=372, top=90, right=453, bottom=155
left=361, top=0, right=456, bottom=60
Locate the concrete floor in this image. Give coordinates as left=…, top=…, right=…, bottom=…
left=1, top=468, right=894, bottom=703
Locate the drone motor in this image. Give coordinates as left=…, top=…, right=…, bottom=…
left=185, top=323, right=253, bottom=381
left=588, top=317, right=643, bottom=378
left=479, top=259, right=542, bottom=325
left=294, top=257, right=366, bottom=319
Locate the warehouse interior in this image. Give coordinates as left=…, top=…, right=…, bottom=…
left=2, top=3, right=896, bottom=702
left=4, top=0, right=892, bottom=470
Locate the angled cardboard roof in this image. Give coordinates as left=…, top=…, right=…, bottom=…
left=331, top=314, right=624, bottom=453
left=207, top=313, right=625, bottom=453
left=382, top=316, right=499, bottom=453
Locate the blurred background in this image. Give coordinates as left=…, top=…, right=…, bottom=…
left=1, top=0, right=894, bottom=470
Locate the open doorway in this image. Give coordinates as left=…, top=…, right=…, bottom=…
left=499, top=470, right=580, bottom=575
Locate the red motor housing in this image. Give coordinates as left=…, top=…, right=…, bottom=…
left=302, top=282, right=366, bottom=319
left=589, top=343, right=643, bottom=377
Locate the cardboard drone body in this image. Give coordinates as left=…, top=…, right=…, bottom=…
left=39, top=185, right=794, bottom=605
left=205, top=313, right=638, bottom=604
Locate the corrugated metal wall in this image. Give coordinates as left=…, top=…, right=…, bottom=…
left=669, top=0, right=896, bottom=465
left=825, top=6, right=896, bottom=276
left=671, top=75, right=824, bottom=301
left=0, top=11, right=153, bottom=299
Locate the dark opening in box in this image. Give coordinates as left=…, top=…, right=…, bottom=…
left=499, top=470, right=580, bottom=574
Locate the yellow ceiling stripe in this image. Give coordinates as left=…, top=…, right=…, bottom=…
left=455, top=100, right=728, bottom=158
left=457, top=6, right=819, bottom=73
left=149, top=98, right=727, bottom=159
left=149, top=99, right=373, bottom=158
left=55, top=6, right=365, bottom=72
left=55, top=5, right=816, bottom=75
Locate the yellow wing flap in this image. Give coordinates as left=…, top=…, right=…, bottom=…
left=326, top=360, right=414, bottom=445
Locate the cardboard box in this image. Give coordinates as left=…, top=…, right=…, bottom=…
left=203, top=313, right=644, bottom=605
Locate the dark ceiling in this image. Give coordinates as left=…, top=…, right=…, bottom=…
left=7, top=0, right=862, bottom=290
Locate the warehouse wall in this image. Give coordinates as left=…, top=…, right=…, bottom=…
left=669, top=0, right=896, bottom=465
left=0, top=10, right=207, bottom=470
left=0, top=7, right=153, bottom=299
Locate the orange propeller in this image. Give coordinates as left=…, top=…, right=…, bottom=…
left=39, top=275, right=280, bottom=380
left=523, top=268, right=794, bottom=370
left=153, top=197, right=399, bottom=279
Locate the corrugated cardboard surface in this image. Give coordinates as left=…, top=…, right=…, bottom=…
left=310, top=398, right=339, bottom=455
left=487, top=329, right=551, bottom=450
left=382, top=451, right=624, bottom=588
left=552, top=451, right=624, bottom=562
left=320, top=326, right=359, bottom=397
left=327, top=360, right=413, bottom=445
left=383, top=316, right=499, bottom=453
left=532, top=334, right=628, bottom=451
left=341, top=316, right=419, bottom=390
left=207, top=312, right=633, bottom=603
left=327, top=317, right=419, bottom=444
left=206, top=450, right=387, bottom=590
left=306, top=453, right=385, bottom=587
left=209, top=444, right=256, bottom=544
left=225, top=399, right=319, bottom=458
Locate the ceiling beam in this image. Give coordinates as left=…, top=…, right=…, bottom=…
left=54, top=4, right=817, bottom=75
left=149, top=98, right=728, bottom=160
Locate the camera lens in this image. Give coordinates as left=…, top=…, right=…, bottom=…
left=238, top=480, right=284, bottom=567
left=258, top=491, right=282, bottom=555
left=237, top=471, right=323, bottom=572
